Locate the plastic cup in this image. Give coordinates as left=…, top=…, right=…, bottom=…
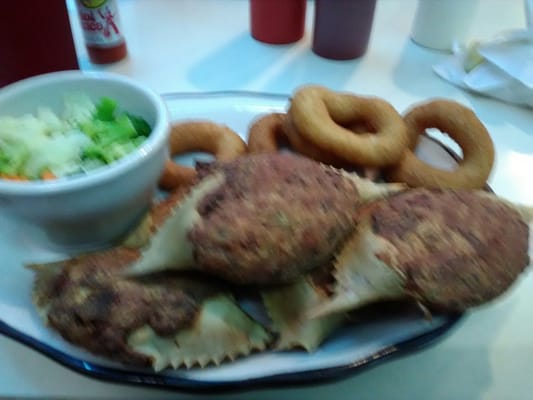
left=411, top=0, right=480, bottom=52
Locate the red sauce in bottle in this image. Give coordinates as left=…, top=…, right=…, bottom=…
left=312, top=0, right=377, bottom=60
left=75, top=0, right=128, bottom=64
left=0, top=1, right=79, bottom=87
left=250, top=0, right=306, bottom=44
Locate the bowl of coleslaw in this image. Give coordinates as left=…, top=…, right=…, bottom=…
left=0, top=70, right=169, bottom=251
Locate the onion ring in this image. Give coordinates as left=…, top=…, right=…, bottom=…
left=386, top=99, right=495, bottom=189
left=247, top=113, right=288, bottom=153
left=246, top=112, right=370, bottom=170
left=159, top=121, right=247, bottom=190
left=284, top=113, right=379, bottom=168
left=288, top=85, right=408, bottom=167
left=284, top=117, right=347, bottom=167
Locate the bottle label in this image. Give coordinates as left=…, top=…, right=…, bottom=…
left=77, top=0, right=125, bottom=47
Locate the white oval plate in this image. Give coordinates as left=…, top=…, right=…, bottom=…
left=0, top=92, right=462, bottom=393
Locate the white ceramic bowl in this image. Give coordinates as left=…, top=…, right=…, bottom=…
left=0, top=71, right=169, bottom=251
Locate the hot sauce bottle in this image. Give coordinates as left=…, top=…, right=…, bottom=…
left=75, top=0, right=128, bottom=64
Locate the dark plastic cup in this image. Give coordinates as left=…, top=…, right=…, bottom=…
left=0, top=1, right=79, bottom=87
left=312, top=0, right=377, bottom=60
left=250, top=0, right=307, bottom=44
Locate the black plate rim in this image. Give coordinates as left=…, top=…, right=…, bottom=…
left=0, top=313, right=462, bottom=394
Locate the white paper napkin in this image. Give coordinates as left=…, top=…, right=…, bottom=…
left=433, top=0, right=533, bottom=108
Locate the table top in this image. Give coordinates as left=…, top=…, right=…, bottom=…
left=1, top=1, right=532, bottom=398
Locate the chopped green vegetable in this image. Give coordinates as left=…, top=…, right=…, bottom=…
left=0, top=93, right=152, bottom=180
left=0, top=143, right=30, bottom=176
left=126, top=113, right=152, bottom=136
left=94, top=97, right=118, bottom=121
left=79, top=104, right=150, bottom=165
left=80, top=116, right=136, bottom=143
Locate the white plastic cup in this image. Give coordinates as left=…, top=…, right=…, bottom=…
left=411, top=0, right=480, bottom=51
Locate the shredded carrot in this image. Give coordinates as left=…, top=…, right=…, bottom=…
left=1, top=170, right=56, bottom=181
left=0, top=174, right=29, bottom=181
left=41, top=170, right=56, bottom=180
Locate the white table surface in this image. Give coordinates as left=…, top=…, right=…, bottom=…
left=1, top=0, right=532, bottom=398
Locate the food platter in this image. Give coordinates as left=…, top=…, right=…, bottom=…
left=0, top=91, right=463, bottom=392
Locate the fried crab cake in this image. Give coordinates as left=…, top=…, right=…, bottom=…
left=29, top=188, right=271, bottom=370
left=30, top=250, right=271, bottom=370
left=127, top=152, right=403, bottom=284
left=310, top=188, right=531, bottom=317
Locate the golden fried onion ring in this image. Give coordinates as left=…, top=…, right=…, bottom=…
left=386, top=99, right=495, bottom=189
left=247, top=112, right=372, bottom=169
left=247, top=113, right=288, bottom=153
left=284, top=117, right=347, bottom=167
left=159, top=121, right=247, bottom=190
left=288, top=86, right=408, bottom=167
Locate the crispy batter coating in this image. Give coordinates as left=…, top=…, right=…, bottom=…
left=190, top=153, right=363, bottom=284
left=33, top=186, right=214, bottom=367
left=386, top=99, right=495, bottom=189
left=371, top=189, right=529, bottom=310
left=43, top=249, right=200, bottom=366
left=158, top=121, right=247, bottom=191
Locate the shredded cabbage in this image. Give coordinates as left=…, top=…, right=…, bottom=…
left=0, top=94, right=151, bottom=180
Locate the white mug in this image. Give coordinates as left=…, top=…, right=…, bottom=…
left=411, top=0, right=480, bottom=51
